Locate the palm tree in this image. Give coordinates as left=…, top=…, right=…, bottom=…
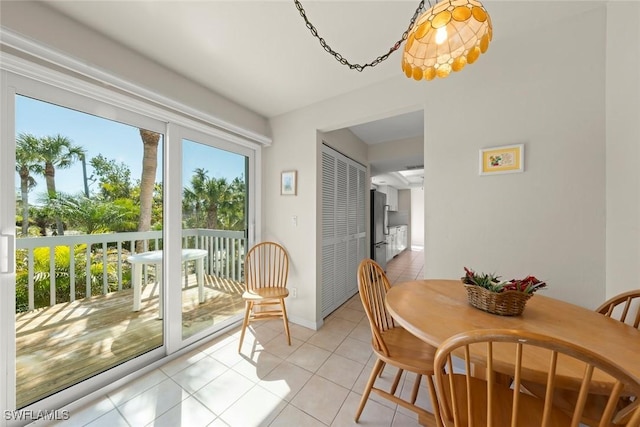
left=53, top=193, right=129, bottom=234
left=37, top=134, right=85, bottom=235
left=183, top=168, right=207, bottom=227
left=224, top=176, right=246, bottom=230
left=15, top=133, right=43, bottom=236
left=183, top=169, right=232, bottom=230
left=137, top=129, right=160, bottom=251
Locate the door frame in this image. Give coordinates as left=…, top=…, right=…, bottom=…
left=0, top=69, right=169, bottom=418
left=165, top=124, right=257, bottom=353
left=0, top=52, right=262, bottom=423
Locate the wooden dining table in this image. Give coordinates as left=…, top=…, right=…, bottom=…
left=385, top=279, right=640, bottom=393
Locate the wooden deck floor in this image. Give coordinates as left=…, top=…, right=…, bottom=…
left=15, top=274, right=245, bottom=408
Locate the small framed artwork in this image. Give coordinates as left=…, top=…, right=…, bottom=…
left=479, top=144, right=524, bottom=175
left=281, top=170, right=297, bottom=195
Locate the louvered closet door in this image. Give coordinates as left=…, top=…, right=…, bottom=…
left=347, top=164, right=359, bottom=296
left=334, top=158, right=349, bottom=305
left=321, top=151, right=336, bottom=317
left=356, top=167, right=367, bottom=295
left=321, top=144, right=366, bottom=318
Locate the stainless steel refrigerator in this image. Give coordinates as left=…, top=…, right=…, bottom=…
left=370, top=189, right=389, bottom=271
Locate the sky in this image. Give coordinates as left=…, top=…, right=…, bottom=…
left=15, top=95, right=246, bottom=202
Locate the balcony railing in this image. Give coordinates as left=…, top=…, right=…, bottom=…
left=15, top=229, right=246, bottom=311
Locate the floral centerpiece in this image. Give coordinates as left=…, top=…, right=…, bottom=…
left=461, top=267, right=547, bottom=315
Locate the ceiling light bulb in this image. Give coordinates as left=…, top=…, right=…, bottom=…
left=435, top=27, right=448, bottom=45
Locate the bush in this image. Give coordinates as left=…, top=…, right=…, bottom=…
left=15, top=244, right=128, bottom=312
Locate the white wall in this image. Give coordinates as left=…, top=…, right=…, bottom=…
left=410, top=187, right=424, bottom=250
left=262, top=122, right=369, bottom=328
left=605, top=2, right=640, bottom=300
left=266, top=5, right=623, bottom=325
left=423, top=7, right=607, bottom=308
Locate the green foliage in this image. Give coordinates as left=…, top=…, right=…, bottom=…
left=14, top=131, right=248, bottom=314
left=182, top=169, right=246, bottom=230
left=52, top=192, right=132, bottom=234
left=112, top=198, right=140, bottom=232
left=16, top=133, right=44, bottom=236
left=462, top=267, right=547, bottom=294
left=152, top=182, right=163, bottom=229
left=28, top=204, right=57, bottom=236
left=15, top=245, right=127, bottom=312
left=89, top=154, right=133, bottom=201
left=461, top=267, right=504, bottom=292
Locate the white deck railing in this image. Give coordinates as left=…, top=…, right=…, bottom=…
left=15, top=229, right=246, bottom=311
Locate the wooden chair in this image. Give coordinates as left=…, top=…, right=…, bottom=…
left=355, top=259, right=438, bottom=425
left=524, top=289, right=640, bottom=425
left=596, top=289, right=640, bottom=329
left=431, top=329, right=640, bottom=427
left=590, top=289, right=640, bottom=423
left=237, top=242, right=291, bottom=353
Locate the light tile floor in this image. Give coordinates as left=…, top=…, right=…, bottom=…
left=49, top=250, right=428, bottom=427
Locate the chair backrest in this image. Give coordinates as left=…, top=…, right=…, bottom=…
left=357, top=259, right=396, bottom=356
left=596, top=289, right=640, bottom=329
left=244, top=242, right=289, bottom=291
left=433, top=329, right=640, bottom=427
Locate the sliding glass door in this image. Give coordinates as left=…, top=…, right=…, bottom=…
left=11, top=93, right=166, bottom=408
left=0, top=71, right=258, bottom=413
left=172, top=126, right=253, bottom=345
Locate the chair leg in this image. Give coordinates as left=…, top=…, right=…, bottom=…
left=378, top=362, right=386, bottom=377
left=390, top=368, right=404, bottom=395
left=410, top=374, right=422, bottom=404
left=355, top=358, right=385, bottom=422
left=425, top=375, right=443, bottom=427
left=280, top=297, right=291, bottom=346
left=238, top=301, right=252, bottom=352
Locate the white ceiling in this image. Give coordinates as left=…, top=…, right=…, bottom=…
left=39, top=0, right=602, bottom=189
left=372, top=169, right=425, bottom=189
left=351, top=110, right=425, bottom=189
left=348, top=110, right=424, bottom=145
left=41, top=0, right=603, bottom=120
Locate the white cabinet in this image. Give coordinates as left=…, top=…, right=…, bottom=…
left=397, top=225, right=407, bottom=252
left=387, top=187, right=398, bottom=211
left=386, top=229, right=396, bottom=262
left=386, top=225, right=408, bottom=260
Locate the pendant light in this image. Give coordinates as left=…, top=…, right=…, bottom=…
left=294, top=0, right=492, bottom=81
left=402, top=0, right=492, bottom=81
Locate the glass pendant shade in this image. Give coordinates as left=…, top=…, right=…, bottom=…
left=402, top=0, right=492, bottom=81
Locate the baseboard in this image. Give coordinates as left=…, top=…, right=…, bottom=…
left=289, top=315, right=323, bottom=331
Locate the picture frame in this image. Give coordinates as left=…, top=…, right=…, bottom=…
left=479, top=144, right=524, bottom=175
left=281, top=170, right=297, bottom=195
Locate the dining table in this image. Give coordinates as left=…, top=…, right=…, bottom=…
left=385, top=280, right=640, bottom=395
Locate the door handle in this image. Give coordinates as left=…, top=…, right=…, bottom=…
left=0, top=233, right=15, bottom=274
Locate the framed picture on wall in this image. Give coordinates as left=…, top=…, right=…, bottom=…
left=479, top=144, right=524, bottom=175
left=281, top=170, right=297, bottom=195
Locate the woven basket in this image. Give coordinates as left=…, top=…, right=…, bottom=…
left=464, top=284, right=532, bottom=316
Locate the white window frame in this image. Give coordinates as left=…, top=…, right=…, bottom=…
left=0, top=48, right=261, bottom=424
left=166, top=124, right=256, bottom=353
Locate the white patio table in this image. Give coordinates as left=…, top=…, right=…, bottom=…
left=127, top=249, right=207, bottom=319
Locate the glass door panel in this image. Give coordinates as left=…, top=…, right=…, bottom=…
left=181, top=138, right=248, bottom=340
left=13, top=95, right=165, bottom=407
